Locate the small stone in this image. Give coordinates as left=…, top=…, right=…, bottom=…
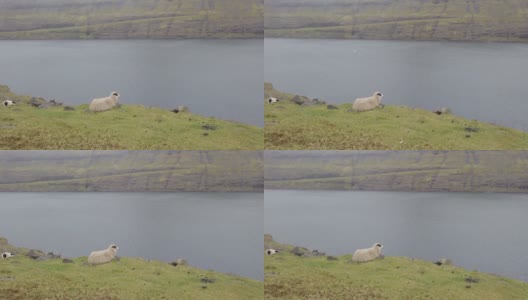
left=202, top=124, right=217, bottom=131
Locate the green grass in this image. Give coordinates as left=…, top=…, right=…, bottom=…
left=264, top=83, right=528, bottom=150
left=265, top=0, right=528, bottom=42
left=0, top=86, right=263, bottom=150
left=264, top=235, right=528, bottom=300
left=0, top=256, right=262, bottom=300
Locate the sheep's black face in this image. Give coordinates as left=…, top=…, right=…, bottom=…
left=376, top=244, right=382, bottom=248
left=266, top=250, right=271, bottom=255
left=2, top=253, right=6, bottom=258
left=376, top=93, right=382, bottom=97
left=111, top=245, right=118, bottom=249
left=112, top=93, right=119, bottom=97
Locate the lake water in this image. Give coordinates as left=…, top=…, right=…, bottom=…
left=265, top=190, right=528, bottom=282
left=265, top=39, right=528, bottom=131
left=0, top=193, right=263, bottom=280
left=0, top=40, right=263, bottom=126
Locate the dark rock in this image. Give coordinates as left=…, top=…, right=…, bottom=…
left=30, top=98, right=42, bottom=107
left=465, top=277, right=480, bottom=284
left=291, top=246, right=308, bottom=257
left=202, top=286, right=207, bottom=289
left=64, top=106, right=75, bottom=111
left=62, top=259, right=74, bottom=263
left=202, top=124, right=218, bottom=131
left=327, top=105, right=338, bottom=110
left=311, top=249, right=325, bottom=256
left=311, top=98, right=325, bottom=105
left=203, top=133, right=209, bottom=136
left=327, top=256, right=338, bottom=261
left=26, top=249, right=46, bottom=260
left=465, top=134, right=471, bottom=138
left=200, top=277, right=216, bottom=284
left=37, top=252, right=61, bottom=261
left=171, top=106, right=189, bottom=114
left=291, top=95, right=305, bottom=105
left=39, top=100, right=61, bottom=109
left=464, top=127, right=479, bottom=133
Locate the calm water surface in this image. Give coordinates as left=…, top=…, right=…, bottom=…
left=0, top=40, right=263, bottom=126
left=265, top=39, right=528, bottom=131
left=0, top=193, right=263, bottom=280
left=265, top=190, right=528, bottom=281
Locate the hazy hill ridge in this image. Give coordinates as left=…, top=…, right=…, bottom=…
left=265, top=151, right=528, bottom=192
left=265, top=0, right=528, bottom=42
left=0, top=0, right=263, bottom=39
left=0, top=151, right=264, bottom=192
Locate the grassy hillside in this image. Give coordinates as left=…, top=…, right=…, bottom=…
left=264, top=83, right=528, bottom=150
left=0, top=151, right=263, bottom=192
left=264, top=235, right=528, bottom=300
left=0, top=239, right=262, bottom=300
left=0, top=85, right=263, bottom=150
left=0, top=0, right=263, bottom=39
left=265, top=0, right=528, bottom=42
left=265, top=151, right=528, bottom=192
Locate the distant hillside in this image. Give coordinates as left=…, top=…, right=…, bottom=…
left=0, top=151, right=263, bottom=192
left=265, top=151, right=528, bottom=192
left=265, top=0, right=528, bottom=42
left=0, top=0, right=263, bottom=39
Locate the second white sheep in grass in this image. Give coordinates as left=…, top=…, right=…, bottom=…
left=89, top=92, right=120, bottom=112
left=351, top=243, right=383, bottom=262
left=87, top=244, right=119, bottom=265
left=3, top=100, right=14, bottom=107
left=267, top=97, right=279, bottom=104
left=352, top=92, right=383, bottom=112
left=1, top=252, right=14, bottom=259
left=266, top=249, right=279, bottom=255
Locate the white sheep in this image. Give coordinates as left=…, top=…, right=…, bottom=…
left=351, top=243, right=383, bottom=262
left=266, top=249, right=279, bottom=255
left=3, top=100, right=15, bottom=107
left=89, top=92, right=120, bottom=112
left=1, top=252, right=14, bottom=259
left=87, top=244, right=119, bottom=265
left=267, top=97, right=279, bottom=104
left=352, top=92, right=383, bottom=112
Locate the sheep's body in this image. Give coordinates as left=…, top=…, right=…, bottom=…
left=267, top=97, right=279, bottom=104
left=88, top=244, right=118, bottom=265
left=1, top=252, right=14, bottom=259
left=89, top=92, right=120, bottom=112
left=3, top=100, right=14, bottom=107
left=266, top=249, right=279, bottom=255
left=352, top=243, right=383, bottom=262
left=352, top=92, right=383, bottom=112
